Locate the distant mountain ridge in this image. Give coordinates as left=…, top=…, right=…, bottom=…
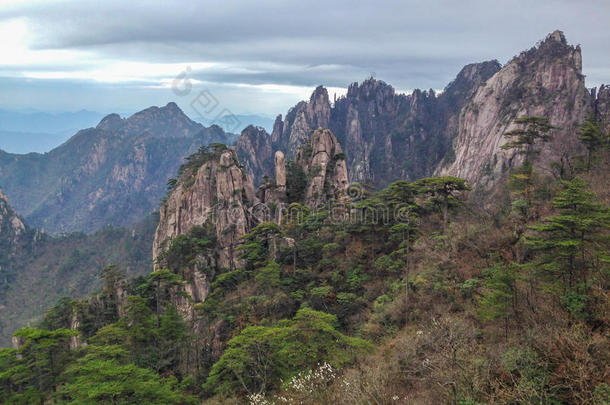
left=0, top=103, right=238, bottom=234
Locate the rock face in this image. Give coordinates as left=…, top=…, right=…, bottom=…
left=438, top=30, right=591, bottom=186
left=0, top=103, right=238, bottom=234
left=0, top=190, right=25, bottom=239
left=153, top=131, right=350, bottom=317
left=271, top=86, right=331, bottom=155
left=269, top=64, right=500, bottom=186
left=594, top=84, right=610, bottom=134
left=0, top=190, right=28, bottom=263
left=274, top=151, right=286, bottom=191
left=296, top=129, right=348, bottom=206
left=153, top=145, right=255, bottom=270
left=235, top=125, right=274, bottom=186
left=153, top=145, right=258, bottom=318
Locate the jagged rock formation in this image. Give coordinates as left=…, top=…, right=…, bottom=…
left=271, top=86, right=331, bottom=155
left=242, top=31, right=609, bottom=189
left=268, top=65, right=500, bottom=186
left=153, top=145, right=255, bottom=270
left=274, top=151, right=286, bottom=191
left=0, top=190, right=29, bottom=269
left=594, top=84, right=610, bottom=134
left=438, top=30, right=592, bottom=186
left=153, top=131, right=349, bottom=317
left=296, top=129, right=348, bottom=206
left=0, top=103, right=238, bottom=234
left=0, top=189, right=26, bottom=242
left=235, top=125, right=274, bottom=185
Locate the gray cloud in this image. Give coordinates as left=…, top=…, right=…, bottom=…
left=1, top=0, right=608, bottom=114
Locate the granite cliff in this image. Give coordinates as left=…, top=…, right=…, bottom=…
left=241, top=31, right=608, bottom=189
left=438, top=30, right=594, bottom=186
left=153, top=129, right=348, bottom=316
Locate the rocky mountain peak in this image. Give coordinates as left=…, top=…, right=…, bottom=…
left=271, top=86, right=331, bottom=155
left=443, top=61, right=502, bottom=101
left=347, top=77, right=396, bottom=99
left=549, top=29, right=567, bottom=45
left=236, top=125, right=273, bottom=185
left=296, top=128, right=348, bottom=206
left=438, top=31, right=590, bottom=186
left=123, top=102, right=203, bottom=138
left=96, top=113, right=124, bottom=132
left=153, top=144, right=256, bottom=270
left=309, top=85, right=331, bottom=128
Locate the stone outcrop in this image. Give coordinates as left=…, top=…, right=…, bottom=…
left=594, top=84, right=610, bottom=134
left=271, top=86, right=331, bottom=155
left=235, top=125, right=274, bottom=186
left=153, top=145, right=255, bottom=270
left=274, top=151, right=286, bottom=191
left=296, top=129, right=348, bottom=206
left=152, top=145, right=258, bottom=318
left=438, top=30, right=591, bottom=186
left=268, top=64, right=500, bottom=186
left=0, top=189, right=25, bottom=239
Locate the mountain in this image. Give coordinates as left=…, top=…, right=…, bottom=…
left=1, top=30, right=609, bottom=404
left=267, top=62, right=501, bottom=186
left=0, top=103, right=238, bottom=234
left=153, top=129, right=348, bottom=319
left=438, top=31, right=593, bottom=186
left=239, top=31, right=609, bottom=190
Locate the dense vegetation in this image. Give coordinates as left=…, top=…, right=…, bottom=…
left=0, top=214, right=157, bottom=346
left=0, top=118, right=608, bottom=404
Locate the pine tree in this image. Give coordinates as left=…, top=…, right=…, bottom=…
left=501, top=116, right=555, bottom=161
left=502, top=116, right=555, bottom=234
left=478, top=264, right=517, bottom=338
left=526, top=177, right=609, bottom=293
left=413, top=176, right=470, bottom=231
left=578, top=116, right=603, bottom=170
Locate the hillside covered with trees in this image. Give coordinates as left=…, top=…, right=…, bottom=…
left=1, top=116, right=608, bottom=404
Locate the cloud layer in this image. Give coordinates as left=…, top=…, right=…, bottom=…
left=0, top=0, right=608, bottom=115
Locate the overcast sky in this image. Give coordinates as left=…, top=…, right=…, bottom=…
left=0, top=0, right=608, bottom=118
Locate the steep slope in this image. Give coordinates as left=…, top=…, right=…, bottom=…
left=235, top=125, right=274, bottom=186
left=153, top=144, right=256, bottom=271
left=153, top=130, right=348, bottom=318
left=0, top=189, right=156, bottom=345
left=0, top=189, right=29, bottom=270
left=438, top=30, right=593, bottom=186
left=0, top=103, right=237, bottom=234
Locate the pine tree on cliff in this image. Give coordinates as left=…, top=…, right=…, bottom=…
left=501, top=116, right=555, bottom=161
left=502, top=116, right=555, bottom=231
left=526, top=177, right=609, bottom=293
left=578, top=116, right=604, bottom=170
